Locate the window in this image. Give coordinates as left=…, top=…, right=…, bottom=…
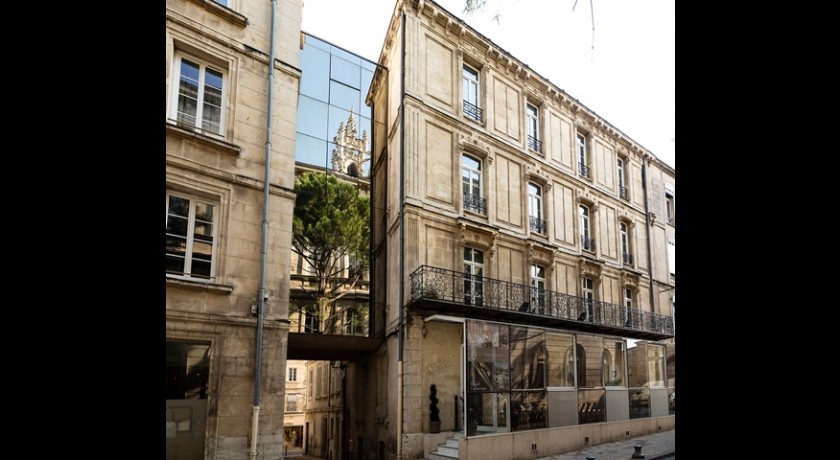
left=212, top=0, right=228, bottom=6
left=576, top=133, right=589, bottom=178
left=170, top=53, right=226, bottom=135
left=620, top=222, right=632, bottom=265
left=623, top=288, right=633, bottom=327
left=462, top=154, right=486, bottom=214
left=579, top=204, right=594, bottom=251
left=289, top=367, right=297, bottom=382
left=526, top=103, right=541, bottom=153
left=166, top=192, right=217, bottom=280
left=665, top=191, right=675, bottom=225
left=617, top=158, right=628, bottom=200
left=530, top=264, right=545, bottom=314
left=463, top=247, right=484, bottom=305
left=580, top=277, right=595, bottom=321
left=528, top=182, right=545, bottom=234
left=286, top=394, right=299, bottom=412
left=462, top=64, right=482, bottom=121
left=668, top=238, right=675, bottom=276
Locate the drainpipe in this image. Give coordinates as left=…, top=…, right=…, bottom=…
left=249, top=1, right=277, bottom=459
left=641, top=155, right=655, bottom=313
left=396, top=9, right=406, bottom=460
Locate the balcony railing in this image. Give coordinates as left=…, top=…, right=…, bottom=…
left=619, top=186, right=628, bottom=201
left=578, top=163, right=590, bottom=178
left=529, top=215, right=546, bottom=234
left=527, top=135, right=542, bottom=153
left=581, top=236, right=596, bottom=251
left=463, top=193, right=487, bottom=214
left=463, top=100, right=483, bottom=122
left=622, top=252, right=633, bottom=264
left=409, top=265, right=674, bottom=337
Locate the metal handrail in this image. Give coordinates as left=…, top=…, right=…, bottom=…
left=409, top=265, right=674, bottom=335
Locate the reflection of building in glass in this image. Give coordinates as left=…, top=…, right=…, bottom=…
left=296, top=33, right=378, bottom=175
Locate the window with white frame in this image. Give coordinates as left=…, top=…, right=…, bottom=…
left=288, top=367, right=297, bottom=382
left=665, top=191, right=675, bottom=225
left=623, top=287, right=633, bottom=326
left=579, top=204, right=593, bottom=251
left=528, top=182, right=545, bottom=234
left=286, top=394, right=299, bottom=412
left=462, top=154, right=486, bottom=214
left=462, top=64, right=481, bottom=121
left=617, top=157, right=628, bottom=200
left=530, top=264, right=546, bottom=313
left=576, top=133, right=589, bottom=178
left=166, top=191, right=217, bottom=280
left=526, top=103, right=541, bottom=152
left=620, top=221, right=632, bottom=265
left=668, top=238, right=675, bottom=276
left=580, top=277, right=595, bottom=321
left=170, top=52, right=226, bottom=135
left=463, top=247, right=484, bottom=305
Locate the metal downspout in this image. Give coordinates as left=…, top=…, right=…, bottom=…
left=642, top=155, right=655, bottom=313
left=397, top=9, right=406, bottom=460
left=250, top=1, right=277, bottom=458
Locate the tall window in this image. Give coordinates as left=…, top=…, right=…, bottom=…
left=580, top=277, right=594, bottom=321
left=289, top=367, right=297, bottom=382
left=166, top=192, right=217, bottom=280
left=579, top=204, right=593, bottom=251
left=462, top=154, right=486, bottom=214
left=526, top=103, right=541, bottom=152
left=171, top=53, right=225, bottom=135
left=617, top=158, right=628, bottom=200
left=286, top=394, right=299, bottom=412
left=528, top=183, right=545, bottom=234
left=576, top=133, right=589, bottom=178
left=665, top=191, right=675, bottom=225
left=668, top=238, right=675, bottom=276
left=620, top=222, right=632, bottom=264
left=463, top=247, right=484, bottom=305
left=623, top=288, right=633, bottom=327
left=463, top=64, right=482, bottom=121
left=530, top=264, right=545, bottom=314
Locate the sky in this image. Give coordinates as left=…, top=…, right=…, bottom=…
left=301, top=0, right=675, bottom=170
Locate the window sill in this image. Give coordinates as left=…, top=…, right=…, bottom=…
left=186, top=0, right=248, bottom=27
left=166, top=121, right=242, bottom=156
left=166, top=275, right=234, bottom=294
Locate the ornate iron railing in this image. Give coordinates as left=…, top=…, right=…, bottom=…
left=463, top=100, right=483, bottom=122
left=409, top=265, right=674, bottom=336
left=529, top=215, right=546, bottom=234
left=463, top=193, right=487, bottom=214
left=527, top=135, right=542, bottom=153
left=619, top=186, right=628, bottom=201
left=581, top=236, right=596, bottom=251
left=622, top=252, right=633, bottom=264
left=578, top=163, right=590, bottom=178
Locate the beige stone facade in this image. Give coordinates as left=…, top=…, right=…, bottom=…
left=361, top=1, right=675, bottom=459
left=165, top=1, right=301, bottom=459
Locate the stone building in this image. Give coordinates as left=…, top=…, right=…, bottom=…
left=359, top=1, right=676, bottom=459
left=165, top=0, right=301, bottom=459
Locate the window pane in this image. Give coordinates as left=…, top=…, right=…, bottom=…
left=330, top=55, right=361, bottom=89
left=545, top=333, right=575, bottom=387
left=297, top=95, right=330, bottom=139
left=330, top=80, right=361, bottom=113
left=295, top=133, right=330, bottom=168
left=300, top=44, right=331, bottom=102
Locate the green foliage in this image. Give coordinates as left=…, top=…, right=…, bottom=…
left=293, top=171, right=370, bottom=333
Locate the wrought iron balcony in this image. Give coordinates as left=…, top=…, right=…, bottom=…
left=409, top=265, right=674, bottom=340
left=463, top=193, right=487, bottom=214
left=619, top=186, right=628, bottom=201
left=529, top=215, right=546, bottom=234
left=527, top=135, right=542, bottom=153
left=463, top=100, right=483, bottom=122
left=622, top=252, right=633, bottom=264
left=581, top=236, right=596, bottom=251
left=578, top=163, right=590, bottom=178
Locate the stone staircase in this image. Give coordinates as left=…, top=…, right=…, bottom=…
left=428, top=433, right=462, bottom=460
